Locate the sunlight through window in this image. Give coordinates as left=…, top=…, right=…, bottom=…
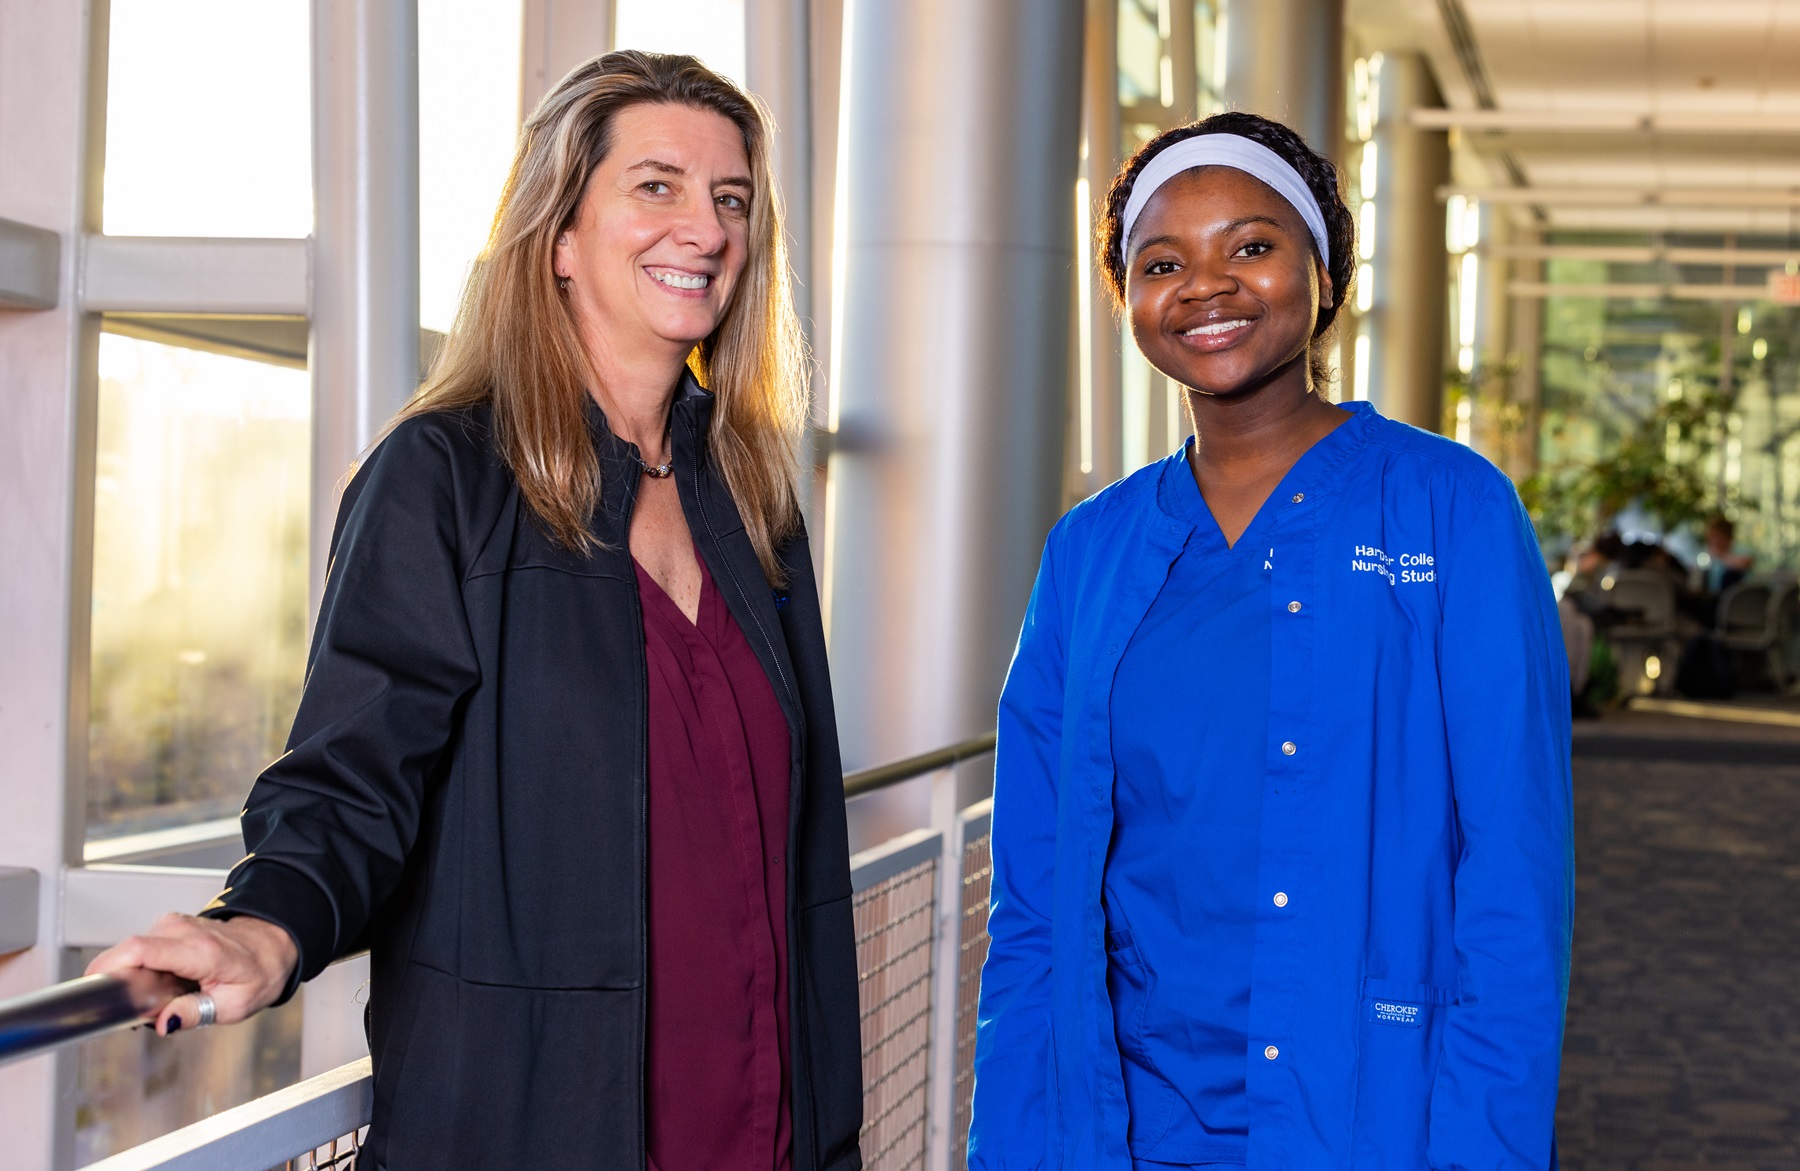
left=102, top=0, right=311, bottom=237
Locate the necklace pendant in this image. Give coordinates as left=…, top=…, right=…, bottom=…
left=641, top=461, right=673, bottom=479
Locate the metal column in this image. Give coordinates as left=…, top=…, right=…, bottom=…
left=0, top=0, right=102, bottom=1162
left=1075, top=0, right=1124, bottom=498
left=521, top=0, right=614, bottom=115
left=309, top=0, right=421, bottom=610
left=1365, top=52, right=1449, bottom=431
left=1506, top=226, right=1544, bottom=475
left=746, top=0, right=815, bottom=513
left=825, top=0, right=1081, bottom=768
left=1221, top=0, right=1345, bottom=160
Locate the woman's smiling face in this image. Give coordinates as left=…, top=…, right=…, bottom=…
left=555, top=102, right=753, bottom=359
left=1124, top=164, right=1332, bottom=398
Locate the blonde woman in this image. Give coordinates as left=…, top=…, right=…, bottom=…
left=89, top=52, right=863, bottom=1171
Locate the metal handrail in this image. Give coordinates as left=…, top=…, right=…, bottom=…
left=0, top=732, right=1000, bottom=1068
left=0, top=969, right=189, bottom=1068
left=841, top=731, right=998, bottom=799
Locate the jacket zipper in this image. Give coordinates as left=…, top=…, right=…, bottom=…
left=680, top=411, right=823, bottom=1170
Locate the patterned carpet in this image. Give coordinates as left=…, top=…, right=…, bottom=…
left=1558, top=710, right=1800, bottom=1170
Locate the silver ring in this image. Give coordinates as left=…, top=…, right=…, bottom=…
left=193, top=992, right=217, bottom=1029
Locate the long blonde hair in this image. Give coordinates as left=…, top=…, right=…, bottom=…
left=400, top=50, right=807, bottom=580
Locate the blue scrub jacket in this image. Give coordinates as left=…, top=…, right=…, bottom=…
left=969, top=403, right=1574, bottom=1170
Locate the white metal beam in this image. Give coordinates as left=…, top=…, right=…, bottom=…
left=1445, top=186, right=1800, bottom=209
left=1481, top=244, right=1800, bottom=267
left=310, top=0, right=421, bottom=613
left=81, top=236, right=310, bottom=315
left=520, top=0, right=613, bottom=116
left=746, top=0, right=814, bottom=512
left=82, top=818, right=243, bottom=869
left=78, top=1057, right=372, bottom=1171
left=847, top=828, right=941, bottom=894
left=0, top=0, right=102, bottom=1158
left=62, top=865, right=228, bottom=949
left=1411, top=109, right=1800, bottom=136
left=1507, top=281, right=1770, bottom=302
left=0, top=217, right=61, bottom=309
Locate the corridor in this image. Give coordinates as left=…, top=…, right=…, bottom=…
left=1560, top=710, right=1800, bottom=1168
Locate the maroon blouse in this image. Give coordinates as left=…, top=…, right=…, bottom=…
left=636, top=551, right=793, bottom=1171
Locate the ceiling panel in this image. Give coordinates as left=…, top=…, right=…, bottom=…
left=1390, top=0, right=1800, bottom=235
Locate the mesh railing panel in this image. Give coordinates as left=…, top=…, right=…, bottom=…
left=264, top=1127, right=365, bottom=1171
left=854, top=857, right=937, bottom=1171
left=950, top=829, right=992, bottom=1171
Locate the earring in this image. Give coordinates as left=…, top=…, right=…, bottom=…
left=557, top=276, right=570, bottom=291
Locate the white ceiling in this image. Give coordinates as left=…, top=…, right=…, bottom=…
left=1352, top=0, right=1800, bottom=234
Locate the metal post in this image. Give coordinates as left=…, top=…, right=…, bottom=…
left=827, top=1, right=1079, bottom=1143
left=1364, top=52, right=1449, bottom=431
left=1470, top=200, right=1517, bottom=470
left=825, top=0, right=1081, bottom=767
left=1505, top=225, right=1544, bottom=476
left=745, top=0, right=814, bottom=513
left=520, top=0, right=614, bottom=118
left=805, top=0, right=846, bottom=554
left=1167, top=0, right=1198, bottom=122
left=1078, top=0, right=1123, bottom=496
left=0, top=0, right=105, bottom=1161
left=925, top=765, right=962, bottom=1171
left=1221, top=0, right=1345, bottom=160
left=309, top=0, right=422, bottom=612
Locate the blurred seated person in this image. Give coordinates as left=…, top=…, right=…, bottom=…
left=1674, top=516, right=1753, bottom=697
left=1701, top=514, right=1753, bottom=598
left=1564, top=532, right=1625, bottom=617
left=1558, top=593, right=1597, bottom=715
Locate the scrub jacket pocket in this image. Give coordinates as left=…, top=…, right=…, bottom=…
left=1352, top=977, right=1455, bottom=1169
left=1105, top=929, right=1176, bottom=1156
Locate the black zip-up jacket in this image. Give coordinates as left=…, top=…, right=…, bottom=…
left=205, top=377, right=864, bottom=1170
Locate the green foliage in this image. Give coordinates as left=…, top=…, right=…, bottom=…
left=1521, top=387, right=1727, bottom=545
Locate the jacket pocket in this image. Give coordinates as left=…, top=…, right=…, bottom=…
left=1103, top=929, right=1176, bottom=1157
left=1350, top=977, right=1455, bottom=1170
left=373, top=962, right=642, bottom=1170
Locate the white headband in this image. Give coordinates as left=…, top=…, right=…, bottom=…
left=1121, top=134, right=1331, bottom=267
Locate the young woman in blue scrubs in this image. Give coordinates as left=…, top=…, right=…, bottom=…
left=969, top=113, right=1573, bottom=1170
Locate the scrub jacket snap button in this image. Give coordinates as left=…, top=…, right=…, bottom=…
left=1273, top=892, right=1289, bottom=907
left=1264, top=1045, right=1280, bottom=1060
left=1291, top=493, right=1304, bottom=503
left=1281, top=741, right=1297, bottom=756
left=1287, top=600, right=1302, bottom=613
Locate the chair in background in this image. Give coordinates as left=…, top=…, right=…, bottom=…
left=1718, top=578, right=1799, bottom=692
left=1602, top=569, right=1681, bottom=696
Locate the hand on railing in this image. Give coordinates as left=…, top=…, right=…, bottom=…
left=86, top=912, right=298, bottom=1036
left=0, top=967, right=190, bottom=1067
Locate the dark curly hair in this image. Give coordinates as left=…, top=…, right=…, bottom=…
left=1098, top=111, right=1356, bottom=393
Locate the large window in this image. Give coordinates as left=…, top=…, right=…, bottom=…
left=420, top=0, right=524, bottom=333
left=102, top=0, right=311, bottom=238
left=73, top=963, right=304, bottom=1165
left=613, top=0, right=747, bottom=84
left=1534, top=233, right=1800, bottom=564
left=87, top=334, right=312, bottom=838
left=1109, top=0, right=1227, bottom=472
left=76, top=0, right=536, bottom=1154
